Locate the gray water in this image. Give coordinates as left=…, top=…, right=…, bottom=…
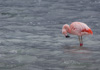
left=0, top=0, right=100, bottom=70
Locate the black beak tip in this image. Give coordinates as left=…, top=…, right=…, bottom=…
left=65, top=35, right=70, bottom=38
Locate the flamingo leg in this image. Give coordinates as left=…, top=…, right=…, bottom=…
left=78, top=36, right=83, bottom=47
left=81, top=36, right=83, bottom=44
left=78, top=36, right=81, bottom=43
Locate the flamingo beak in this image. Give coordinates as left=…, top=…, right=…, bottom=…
left=65, top=35, right=70, bottom=38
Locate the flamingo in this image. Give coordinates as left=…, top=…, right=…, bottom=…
left=62, top=22, right=93, bottom=46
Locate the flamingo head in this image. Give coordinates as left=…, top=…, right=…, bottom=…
left=62, top=24, right=70, bottom=38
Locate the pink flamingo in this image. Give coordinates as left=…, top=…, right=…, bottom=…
left=62, top=22, right=93, bottom=46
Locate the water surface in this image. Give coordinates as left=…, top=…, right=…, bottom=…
left=0, top=0, right=100, bottom=70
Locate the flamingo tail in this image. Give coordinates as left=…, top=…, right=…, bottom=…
left=82, top=28, right=93, bottom=35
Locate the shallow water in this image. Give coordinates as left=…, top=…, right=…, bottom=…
left=0, top=0, right=100, bottom=70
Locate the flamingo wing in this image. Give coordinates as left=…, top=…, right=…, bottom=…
left=70, top=22, right=93, bottom=35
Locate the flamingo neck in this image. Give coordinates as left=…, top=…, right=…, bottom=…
left=67, top=25, right=71, bottom=33
left=63, top=24, right=71, bottom=34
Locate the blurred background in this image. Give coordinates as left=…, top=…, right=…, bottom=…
left=0, top=0, right=100, bottom=70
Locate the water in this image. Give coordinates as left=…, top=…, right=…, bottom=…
left=0, top=0, right=100, bottom=70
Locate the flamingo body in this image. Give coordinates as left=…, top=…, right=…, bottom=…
left=62, top=22, right=93, bottom=46
left=70, top=22, right=93, bottom=36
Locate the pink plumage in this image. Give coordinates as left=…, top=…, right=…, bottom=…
left=70, top=22, right=93, bottom=35
left=62, top=22, right=93, bottom=46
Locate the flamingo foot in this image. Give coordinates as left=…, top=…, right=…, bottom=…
left=80, top=43, right=83, bottom=46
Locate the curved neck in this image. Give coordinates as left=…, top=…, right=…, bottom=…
left=64, top=24, right=71, bottom=33
left=67, top=26, right=71, bottom=33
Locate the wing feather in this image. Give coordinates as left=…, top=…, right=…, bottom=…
left=70, top=22, right=93, bottom=35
